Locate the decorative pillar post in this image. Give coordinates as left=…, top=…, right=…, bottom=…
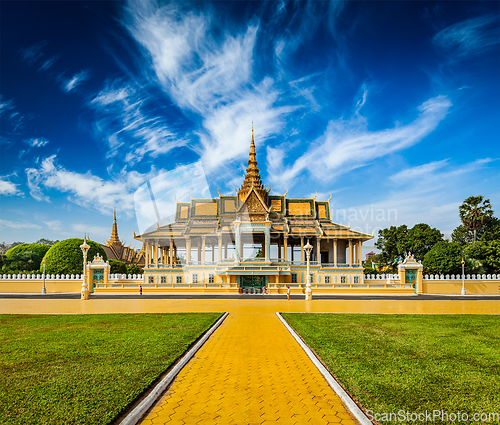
left=80, top=235, right=90, bottom=300
left=278, top=241, right=281, bottom=260
left=186, top=237, right=191, bottom=264
left=265, top=230, right=270, bottom=262
left=284, top=236, right=288, bottom=261
left=304, top=240, right=313, bottom=301
left=357, top=241, right=362, bottom=265
left=154, top=243, right=159, bottom=267
left=202, top=236, right=206, bottom=264
left=333, top=239, right=338, bottom=267
left=218, top=236, right=223, bottom=262
left=348, top=239, right=353, bottom=266
left=170, top=240, right=174, bottom=266
left=301, top=237, right=304, bottom=263
left=316, top=238, right=321, bottom=265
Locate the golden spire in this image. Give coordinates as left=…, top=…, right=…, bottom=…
left=238, top=124, right=269, bottom=201
left=109, top=208, right=121, bottom=246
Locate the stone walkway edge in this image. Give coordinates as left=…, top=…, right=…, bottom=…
left=277, top=312, right=372, bottom=425
left=119, top=312, right=229, bottom=425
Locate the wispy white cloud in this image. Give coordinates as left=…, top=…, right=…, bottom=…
left=63, top=70, right=90, bottom=92
left=90, top=81, right=186, bottom=162
left=0, top=219, right=41, bottom=230
left=123, top=0, right=294, bottom=172
left=434, top=14, right=500, bottom=59
left=347, top=157, right=498, bottom=236
left=25, top=138, right=49, bottom=148
left=19, top=41, right=47, bottom=65
left=43, top=220, right=62, bottom=231
left=267, top=95, right=452, bottom=190
left=0, top=175, right=23, bottom=197
left=25, top=154, right=161, bottom=213
left=72, top=223, right=109, bottom=239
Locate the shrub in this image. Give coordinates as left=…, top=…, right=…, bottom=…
left=464, top=240, right=500, bottom=274
left=109, top=259, right=127, bottom=274
left=126, top=263, right=144, bottom=275
left=423, top=241, right=462, bottom=275
left=42, top=239, right=107, bottom=275
left=4, top=244, right=51, bottom=272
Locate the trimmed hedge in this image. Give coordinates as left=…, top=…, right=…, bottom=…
left=42, top=239, right=107, bottom=275
left=4, top=244, right=52, bottom=272
left=5, top=243, right=51, bottom=260
left=108, top=259, right=127, bottom=274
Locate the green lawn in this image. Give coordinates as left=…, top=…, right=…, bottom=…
left=0, top=313, right=222, bottom=425
left=282, top=314, right=500, bottom=424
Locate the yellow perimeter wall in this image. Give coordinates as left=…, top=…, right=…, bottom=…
left=422, top=279, right=500, bottom=295
left=0, top=279, right=82, bottom=293
left=0, top=277, right=499, bottom=295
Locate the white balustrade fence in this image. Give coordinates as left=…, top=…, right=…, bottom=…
left=424, top=274, right=498, bottom=280
left=1, top=273, right=81, bottom=280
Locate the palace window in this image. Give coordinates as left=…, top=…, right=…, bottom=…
left=325, top=275, right=330, bottom=284
left=353, top=276, right=359, bottom=284
left=209, top=274, right=214, bottom=283
left=176, top=275, right=182, bottom=284
left=148, top=275, right=154, bottom=284
left=193, top=273, right=198, bottom=283
left=340, top=276, right=346, bottom=284
left=291, top=273, right=297, bottom=283
left=160, top=276, right=166, bottom=284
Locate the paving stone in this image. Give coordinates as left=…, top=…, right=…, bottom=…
left=139, top=310, right=357, bottom=425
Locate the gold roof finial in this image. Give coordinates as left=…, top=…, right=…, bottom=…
left=237, top=123, right=269, bottom=201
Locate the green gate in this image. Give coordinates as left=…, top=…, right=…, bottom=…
left=405, top=269, right=417, bottom=294
left=240, top=275, right=265, bottom=289
left=92, top=268, right=104, bottom=293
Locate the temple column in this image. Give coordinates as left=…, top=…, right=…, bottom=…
left=316, top=238, right=321, bottom=265
left=224, top=242, right=228, bottom=259
left=284, top=236, right=288, bottom=261
left=201, top=237, right=206, bottom=264
left=291, top=242, right=294, bottom=262
left=278, top=241, right=281, bottom=260
left=169, top=239, right=174, bottom=266
left=334, top=239, right=338, bottom=267
left=211, top=239, right=215, bottom=262
left=218, top=236, right=223, bottom=262
left=348, top=239, right=353, bottom=266
left=186, top=237, right=191, bottom=264
left=265, top=230, right=270, bottom=262
left=235, top=229, right=241, bottom=261
left=358, top=241, right=363, bottom=265
left=301, top=237, right=304, bottom=264
left=145, top=243, right=149, bottom=266
left=174, top=246, right=177, bottom=264
left=154, top=243, right=159, bottom=267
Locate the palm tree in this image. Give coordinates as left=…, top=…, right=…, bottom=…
left=459, top=196, right=493, bottom=241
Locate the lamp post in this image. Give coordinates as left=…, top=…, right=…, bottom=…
left=80, top=235, right=90, bottom=300
left=304, top=239, right=313, bottom=301
left=461, top=258, right=466, bottom=295
left=41, top=259, right=46, bottom=294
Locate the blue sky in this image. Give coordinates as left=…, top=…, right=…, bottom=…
left=1, top=0, right=499, bottom=251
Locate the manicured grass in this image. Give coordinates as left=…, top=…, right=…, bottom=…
left=282, top=314, right=500, bottom=424
left=0, top=313, right=222, bottom=425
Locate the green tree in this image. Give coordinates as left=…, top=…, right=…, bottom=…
left=375, top=224, right=443, bottom=270
left=42, top=238, right=107, bottom=275
left=459, top=196, right=493, bottom=241
left=464, top=240, right=500, bottom=274
left=480, top=217, right=500, bottom=241
left=35, top=238, right=57, bottom=245
left=423, top=241, right=462, bottom=275
left=126, top=263, right=144, bottom=275
left=452, top=217, right=500, bottom=246
left=109, top=259, right=127, bottom=274
left=4, top=243, right=51, bottom=272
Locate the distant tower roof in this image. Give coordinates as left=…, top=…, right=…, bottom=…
left=238, top=124, right=269, bottom=201
left=108, top=208, right=121, bottom=246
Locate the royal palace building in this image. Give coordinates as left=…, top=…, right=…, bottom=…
left=134, top=130, right=373, bottom=293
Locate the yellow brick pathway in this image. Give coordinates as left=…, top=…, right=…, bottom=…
left=140, top=310, right=357, bottom=425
